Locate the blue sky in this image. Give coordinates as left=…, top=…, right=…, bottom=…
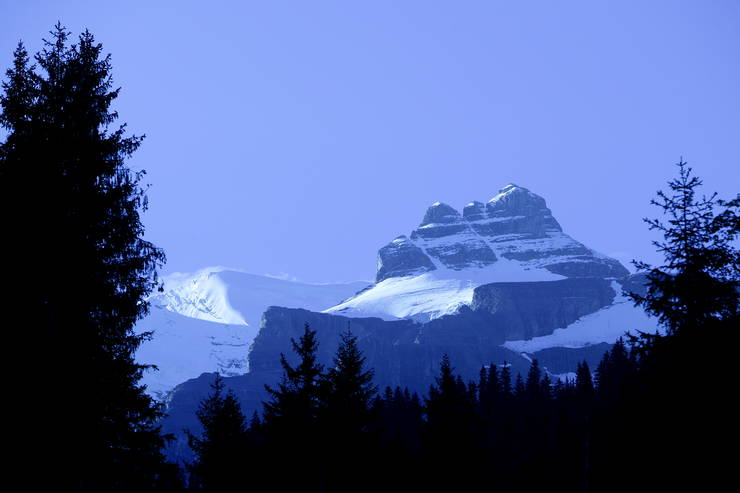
left=2, top=0, right=738, bottom=282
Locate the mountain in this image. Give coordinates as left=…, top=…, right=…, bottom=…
left=134, top=268, right=368, bottom=398
left=326, top=184, right=628, bottom=321
left=158, top=184, right=658, bottom=462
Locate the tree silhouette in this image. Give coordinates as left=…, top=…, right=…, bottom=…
left=187, top=374, right=249, bottom=489
left=261, top=323, right=324, bottom=490
left=0, top=25, right=168, bottom=487
left=593, top=160, right=740, bottom=492
left=320, top=329, right=377, bottom=437
left=262, top=323, right=324, bottom=429
left=423, top=355, right=480, bottom=489
left=318, top=329, right=378, bottom=491
left=630, top=159, right=739, bottom=335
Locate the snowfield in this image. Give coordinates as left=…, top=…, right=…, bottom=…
left=135, top=306, right=250, bottom=400
left=326, top=259, right=564, bottom=321
left=135, top=268, right=368, bottom=398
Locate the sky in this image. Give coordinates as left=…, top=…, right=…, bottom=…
left=1, top=0, right=738, bottom=282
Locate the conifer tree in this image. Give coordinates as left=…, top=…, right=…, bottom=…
left=187, top=374, right=249, bottom=489
left=318, top=330, right=378, bottom=490
left=261, top=323, right=324, bottom=489
left=0, top=25, right=168, bottom=487
left=262, top=323, right=324, bottom=429
left=424, top=357, right=478, bottom=444
left=478, top=364, right=500, bottom=418
left=540, top=373, right=553, bottom=400
left=423, top=355, right=480, bottom=489
left=514, top=373, right=525, bottom=397
left=500, top=363, right=513, bottom=396
left=591, top=162, right=739, bottom=491
left=525, top=359, right=543, bottom=400
left=630, top=159, right=739, bottom=335
left=575, top=361, right=594, bottom=400
left=320, top=329, right=377, bottom=436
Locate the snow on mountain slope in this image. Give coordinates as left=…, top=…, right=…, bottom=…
left=135, top=268, right=368, bottom=398
left=135, top=307, right=249, bottom=400
left=326, top=259, right=564, bottom=321
left=326, top=184, right=629, bottom=321
left=503, top=282, right=659, bottom=353
left=155, top=268, right=247, bottom=324
left=153, top=267, right=369, bottom=329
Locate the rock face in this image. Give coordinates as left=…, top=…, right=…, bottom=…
left=408, top=202, right=498, bottom=272
left=375, top=184, right=627, bottom=284
left=467, top=183, right=563, bottom=237
left=376, top=236, right=436, bottom=282
left=470, top=277, right=617, bottom=341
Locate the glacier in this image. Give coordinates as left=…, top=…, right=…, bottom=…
left=135, top=268, right=368, bottom=398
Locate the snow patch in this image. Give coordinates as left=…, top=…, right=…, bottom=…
left=137, top=269, right=369, bottom=397
left=325, top=260, right=563, bottom=321
left=503, top=284, right=659, bottom=353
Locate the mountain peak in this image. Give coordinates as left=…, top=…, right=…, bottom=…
left=367, top=183, right=628, bottom=291
left=420, top=202, right=461, bottom=226
left=489, top=183, right=524, bottom=201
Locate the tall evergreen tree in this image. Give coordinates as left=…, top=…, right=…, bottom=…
left=591, top=161, right=739, bottom=492
left=260, top=323, right=324, bottom=490
left=262, top=323, right=324, bottom=429
left=423, top=355, right=480, bottom=488
left=500, top=362, right=513, bottom=397
left=0, top=25, right=168, bottom=487
left=525, top=359, right=543, bottom=400
left=575, top=361, right=594, bottom=400
left=318, top=330, right=378, bottom=491
left=187, top=374, right=249, bottom=489
left=630, top=159, right=739, bottom=335
left=320, top=329, right=377, bottom=436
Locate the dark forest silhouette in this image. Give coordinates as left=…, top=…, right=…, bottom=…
left=2, top=26, right=737, bottom=491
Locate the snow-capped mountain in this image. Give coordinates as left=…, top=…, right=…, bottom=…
left=135, top=269, right=367, bottom=398
left=326, top=184, right=628, bottom=322
left=158, top=184, right=660, bottom=461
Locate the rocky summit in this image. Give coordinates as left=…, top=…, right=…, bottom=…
left=327, top=184, right=629, bottom=321
left=379, top=184, right=628, bottom=282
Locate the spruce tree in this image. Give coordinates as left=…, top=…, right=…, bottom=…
left=0, top=25, right=168, bottom=487
left=500, top=362, right=513, bottom=396
left=525, top=359, right=543, bottom=400
left=423, top=354, right=479, bottom=485
left=187, top=374, right=249, bottom=489
left=320, top=329, right=377, bottom=437
left=318, top=330, right=378, bottom=490
left=261, top=323, right=324, bottom=490
left=575, top=361, right=594, bottom=400
left=630, top=159, right=739, bottom=335
left=424, top=355, right=474, bottom=432
left=262, top=323, right=324, bottom=429
left=514, top=373, right=525, bottom=397
left=591, top=161, right=739, bottom=491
